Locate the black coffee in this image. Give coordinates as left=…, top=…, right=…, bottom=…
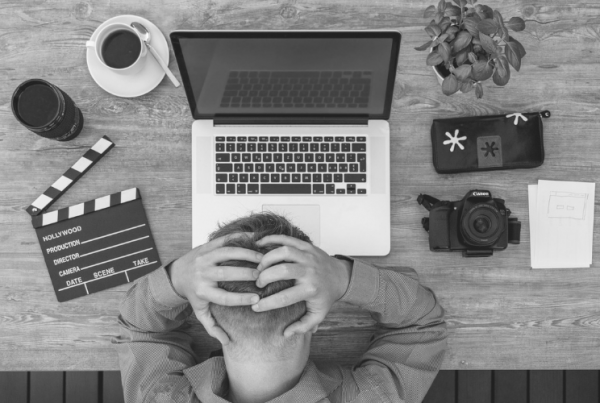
left=17, top=83, right=59, bottom=127
left=101, top=29, right=141, bottom=69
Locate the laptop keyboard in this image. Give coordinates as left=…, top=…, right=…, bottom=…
left=215, top=136, right=367, bottom=195
left=219, top=71, right=372, bottom=109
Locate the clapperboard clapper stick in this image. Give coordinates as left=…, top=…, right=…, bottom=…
left=28, top=136, right=162, bottom=302
left=27, top=136, right=114, bottom=216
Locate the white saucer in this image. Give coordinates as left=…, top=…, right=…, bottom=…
left=86, top=15, right=168, bottom=98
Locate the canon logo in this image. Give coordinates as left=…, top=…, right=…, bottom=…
left=473, top=191, right=489, bottom=196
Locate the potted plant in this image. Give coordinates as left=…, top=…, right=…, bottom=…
left=415, top=0, right=526, bottom=98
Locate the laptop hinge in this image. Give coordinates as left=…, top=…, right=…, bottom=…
left=213, top=116, right=369, bottom=126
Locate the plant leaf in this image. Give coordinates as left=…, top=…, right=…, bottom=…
left=425, top=24, right=443, bottom=38
left=453, top=31, right=472, bottom=53
left=505, top=40, right=522, bottom=71
left=477, top=19, right=499, bottom=35
left=455, top=47, right=469, bottom=65
left=442, top=74, right=460, bottom=95
left=438, top=0, right=447, bottom=12
left=474, top=4, right=493, bottom=19
left=415, top=40, right=434, bottom=51
left=445, top=26, right=459, bottom=41
left=426, top=51, right=445, bottom=66
left=468, top=51, right=478, bottom=64
left=506, top=16, right=526, bottom=32
left=475, top=82, right=484, bottom=98
left=463, top=17, right=480, bottom=37
left=438, top=42, right=452, bottom=62
left=454, top=64, right=472, bottom=80
left=440, top=18, right=452, bottom=32
left=447, top=26, right=460, bottom=35
left=434, top=11, right=444, bottom=24
left=478, top=32, right=498, bottom=55
left=471, top=60, right=493, bottom=81
left=509, top=36, right=527, bottom=57
left=445, top=4, right=462, bottom=16
left=492, top=55, right=511, bottom=86
left=493, top=10, right=505, bottom=28
left=424, top=5, right=437, bottom=18
left=500, top=26, right=510, bottom=40
left=460, top=79, right=474, bottom=93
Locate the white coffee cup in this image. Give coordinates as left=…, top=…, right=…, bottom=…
left=86, top=22, right=147, bottom=75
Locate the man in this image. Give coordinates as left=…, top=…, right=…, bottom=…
left=114, top=213, right=447, bottom=403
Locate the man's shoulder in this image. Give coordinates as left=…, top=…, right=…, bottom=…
left=314, top=361, right=396, bottom=403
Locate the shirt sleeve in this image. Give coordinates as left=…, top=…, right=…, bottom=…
left=335, top=258, right=448, bottom=403
left=112, top=265, right=201, bottom=403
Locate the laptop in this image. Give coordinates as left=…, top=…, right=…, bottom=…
left=170, top=31, right=401, bottom=256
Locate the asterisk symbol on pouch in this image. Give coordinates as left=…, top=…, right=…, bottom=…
left=443, top=129, right=467, bottom=152
left=481, top=141, right=499, bottom=157
left=506, top=113, right=528, bottom=125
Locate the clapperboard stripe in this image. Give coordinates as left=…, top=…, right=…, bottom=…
left=32, top=188, right=140, bottom=228
left=26, top=136, right=115, bottom=216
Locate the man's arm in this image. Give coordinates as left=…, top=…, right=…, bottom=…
left=113, top=265, right=200, bottom=403
left=253, top=236, right=447, bottom=403
left=114, top=237, right=262, bottom=403
left=337, top=258, right=447, bottom=403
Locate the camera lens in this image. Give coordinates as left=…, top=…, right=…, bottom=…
left=461, top=203, right=504, bottom=247
left=473, top=216, right=491, bottom=233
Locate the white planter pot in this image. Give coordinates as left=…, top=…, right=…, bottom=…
left=432, top=65, right=445, bottom=86
left=429, top=50, right=464, bottom=94
left=429, top=47, right=446, bottom=86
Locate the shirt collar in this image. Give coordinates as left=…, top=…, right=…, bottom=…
left=183, top=357, right=341, bottom=403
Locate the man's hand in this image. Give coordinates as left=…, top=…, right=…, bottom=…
left=168, top=234, right=262, bottom=345
left=252, top=235, right=352, bottom=337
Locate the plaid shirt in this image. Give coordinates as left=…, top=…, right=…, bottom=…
left=114, top=258, right=447, bottom=403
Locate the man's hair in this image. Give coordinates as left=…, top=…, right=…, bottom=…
left=208, top=212, right=310, bottom=354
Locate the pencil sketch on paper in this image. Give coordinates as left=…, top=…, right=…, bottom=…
left=547, top=191, right=588, bottom=220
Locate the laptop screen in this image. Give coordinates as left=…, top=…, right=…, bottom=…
left=170, top=31, right=401, bottom=120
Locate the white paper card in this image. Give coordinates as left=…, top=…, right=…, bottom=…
left=529, top=180, right=595, bottom=269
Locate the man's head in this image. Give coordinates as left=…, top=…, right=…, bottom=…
left=208, top=212, right=311, bottom=357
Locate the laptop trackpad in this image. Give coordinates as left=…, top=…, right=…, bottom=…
left=262, top=205, right=321, bottom=246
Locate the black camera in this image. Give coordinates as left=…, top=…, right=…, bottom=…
left=418, top=190, right=521, bottom=257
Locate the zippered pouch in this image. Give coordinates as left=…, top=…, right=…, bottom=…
left=430, top=110, right=551, bottom=174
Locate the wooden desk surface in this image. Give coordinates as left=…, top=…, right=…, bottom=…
left=1, top=0, right=599, bottom=371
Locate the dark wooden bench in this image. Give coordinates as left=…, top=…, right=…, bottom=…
left=1, top=370, right=598, bottom=402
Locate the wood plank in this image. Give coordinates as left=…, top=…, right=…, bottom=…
left=565, top=370, right=599, bottom=403
left=457, top=370, right=492, bottom=403
left=66, top=371, right=99, bottom=403
left=102, top=371, right=124, bottom=403
left=30, top=371, right=64, bottom=403
left=0, top=372, right=27, bottom=403
left=2, top=0, right=600, bottom=370
left=423, top=370, right=455, bottom=403
left=494, top=370, right=527, bottom=403
left=530, top=370, right=563, bottom=403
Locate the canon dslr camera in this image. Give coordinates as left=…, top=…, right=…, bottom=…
left=418, top=190, right=521, bottom=257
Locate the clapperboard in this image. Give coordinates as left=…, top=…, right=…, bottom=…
left=28, top=136, right=162, bottom=302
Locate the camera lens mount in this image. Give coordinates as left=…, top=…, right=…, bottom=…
left=461, top=203, right=504, bottom=247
